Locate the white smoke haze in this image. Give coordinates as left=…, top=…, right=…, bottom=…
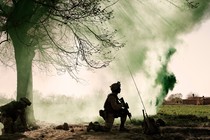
left=1, top=0, right=210, bottom=124
left=33, top=90, right=105, bottom=124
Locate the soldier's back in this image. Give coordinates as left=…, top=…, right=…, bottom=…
left=0, top=101, right=17, bottom=114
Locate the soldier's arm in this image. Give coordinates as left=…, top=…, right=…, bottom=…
left=108, top=96, right=123, bottom=110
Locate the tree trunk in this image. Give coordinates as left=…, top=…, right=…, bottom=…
left=15, top=45, right=36, bottom=125
left=8, top=30, right=36, bottom=125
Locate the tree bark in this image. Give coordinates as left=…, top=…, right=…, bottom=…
left=8, top=29, right=36, bottom=125
left=15, top=44, right=36, bottom=125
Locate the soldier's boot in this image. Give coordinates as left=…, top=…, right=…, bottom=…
left=119, top=123, right=129, bottom=132
left=119, top=127, right=129, bottom=132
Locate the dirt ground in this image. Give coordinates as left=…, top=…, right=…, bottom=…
left=1, top=122, right=210, bottom=140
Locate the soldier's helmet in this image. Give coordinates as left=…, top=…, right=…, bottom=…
left=110, top=81, right=121, bottom=92
left=20, top=97, right=31, bottom=106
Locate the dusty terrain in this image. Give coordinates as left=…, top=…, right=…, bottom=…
left=1, top=122, right=210, bottom=140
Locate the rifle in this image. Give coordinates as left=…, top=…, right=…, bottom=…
left=119, top=97, right=132, bottom=121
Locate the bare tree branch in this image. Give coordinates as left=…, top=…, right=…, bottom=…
left=186, top=0, right=199, bottom=9
left=0, top=0, right=122, bottom=81
left=0, top=32, right=9, bottom=45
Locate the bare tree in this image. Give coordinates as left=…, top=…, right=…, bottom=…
left=167, top=93, right=183, bottom=103
left=0, top=0, right=123, bottom=124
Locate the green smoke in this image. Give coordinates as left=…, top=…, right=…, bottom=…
left=107, top=0, right=210, bottom=114
left=155, top=48, right=177, bottom=106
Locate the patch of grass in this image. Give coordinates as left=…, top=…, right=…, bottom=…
left=129, top=118, right=143, bottom=125
left=125, top=105, right=210, bottom=127
left=157, top=105, right=210, bottom=118
left=154, top=105, right=210, bottom=127
left=153, top=114, right=209, bottom=127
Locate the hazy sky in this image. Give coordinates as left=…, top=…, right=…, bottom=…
left=168, top=19, right=210, bottom=98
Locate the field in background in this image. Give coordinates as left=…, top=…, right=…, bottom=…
left=151, top=105, right=210, bottom=127
left=157, top=105, right=210, bottom=118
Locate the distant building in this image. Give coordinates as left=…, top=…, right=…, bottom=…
left=203, top=97, right=210, bottom=105
left=164, top=94, right=210, bottom=105
left=163, top=99, right=182, bottom=105
left=182, top=97, right=201, bottom=105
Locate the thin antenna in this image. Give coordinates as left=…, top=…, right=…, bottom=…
left=126, top=64, right=148, bottom=115
left=121, top=49, right=148, bottom=115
